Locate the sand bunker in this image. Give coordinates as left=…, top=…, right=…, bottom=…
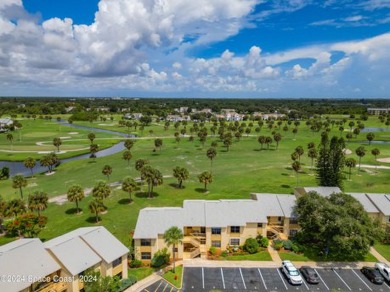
left=68, top=132, right=79, bottom=135
left=377, top=157, right=390, bottom=163
left=59, top=136, right=71, bottom=139
left=343, top=148, right=352, bottom=155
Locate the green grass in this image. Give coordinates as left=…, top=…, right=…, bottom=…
left=0, top=115, right=389, bottom=254
left=374, top=243, right=390, bottom=261
left=128, top=267, right=154, bottom=282
left=279, top=249, right=378, bottom=262
left=279, top=251, right=311, bottom=261
left=163, top=265, right=183, bottom=288
left=220, top=251, right=272, bottom=261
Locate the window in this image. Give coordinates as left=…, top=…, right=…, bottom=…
left=112, top=257, right=122, bottom=268
left=141, top=252, right=151, bottom=260
left=257, top=223, right=263, bottom=228
left=211, top=228, right=221, bottom=234
left=230, top=226, right=240, bottom=233
left=141, top=239, right=151, bottom=246
left=211, top=241, right=221, bottom=247
left=230, top=238, right=240, bottom=246
left=277, top=217, right=282, bottom=222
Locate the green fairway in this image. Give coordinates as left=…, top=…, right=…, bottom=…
left=0, top=115, right=389, bottom=261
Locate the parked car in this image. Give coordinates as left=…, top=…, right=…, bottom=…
left=299, top=266, right=320, bottom=284
left=282, top=260, right=303, bottom=285
left=361, top=266, right=384, bottom=284
left=375, top=262, right=390, bottom=282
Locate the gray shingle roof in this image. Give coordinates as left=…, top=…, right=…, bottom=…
left=0, top=239, right=60, bottom=291
left=133, top=194, right=297, bottom=239
left=302, top=187, right=342, bottom=197
left=365, top=193, right=390, bottom=216
left=347, top=193, right=380, bottom=213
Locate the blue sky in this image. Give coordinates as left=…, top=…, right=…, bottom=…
left=0, top=0, right=390, bottom=98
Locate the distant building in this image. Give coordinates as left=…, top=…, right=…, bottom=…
left=124, top=113, right=143, bottom=120
left=367, top=108, right=390, bottom=115
left=0, top=117, right=13, bottom=132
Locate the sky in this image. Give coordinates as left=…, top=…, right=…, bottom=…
left=0, top=0, right=390, bottom=98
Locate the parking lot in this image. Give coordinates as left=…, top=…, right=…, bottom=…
left=182, top=267, right=390, bottom=291
left=142, top=279, right=179, bottom=292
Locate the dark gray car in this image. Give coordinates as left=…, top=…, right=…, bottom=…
left=299, top=266, right=320, bottom=284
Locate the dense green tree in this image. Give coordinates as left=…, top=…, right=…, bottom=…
left=67, top=185, right=85, bottom=214
left=12, top=174, right=27, bottom=199
left=316, top=136, right=345, bottom=189
left=163, top=226, right=184, bottom=273
left=122, top=177, right=137, bottom=203
left=295, top=192, right=383, bottom=261
left=198, top=171, right=213, bottom=191
left=345, top=158, right=356, bottom=180
left=28, top=191, right=48, bottom=216
left=172, top=166, right=189, bottom=188
left=355, top=146, right=366, bottom=170
left=23, top=157, right=36, bottom=177
left=6, top=213, right=47, bottom=238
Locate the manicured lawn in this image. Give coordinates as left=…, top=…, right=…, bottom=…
left=128, top=267, right=155, bottom=281
left=163, top=265, right=183, bottom=288
left=374, top=243, right=390, bottom=261
left=220, top=251, right=272, bottom=261
left=279, top=249, right=378, bottom=262
left=279, top=251, right=311, bottom=261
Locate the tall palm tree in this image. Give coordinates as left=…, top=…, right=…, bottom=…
left=258, top=135, right=266, bottom=150
left=122, top=150, right=132, bottom=166
left=307, top=148, right=318, bottom=170
left=163, top=226, right=184, bottom=273
left=88, top=132, right=96, bottom=144
left=291, top=161, right=301, bottom=186
left=28, top=191, right=48, bottom=216
left=90, top=143, right=99, bottom=160
left=371, top=148, right=380, bottom=170
left=12, top=175, right=27, bottom=199
left=89, top=199, right=105, bottom=223
left=265, top=136, right=272, bottom=149
left=355, top=146, right=366, bottom=170
left=53, top=137, right=62, bottom=152
left=5, top=199, right=26, bottom=218
left=92, top=180, right=111, bottom=205
left=273, top=133, right=282, bottom=150
left=102, top=165, right=113, bottom=181
left=124, top=139, right=135, bottom=150
left=141, top=166, right=163, bottom=198
left=295, top=146, right=304, bottom=162
left=154, top=138, right=163, bottom=151
left=198, top=171, right=213, bottom=192
left=345, top=158, right=356, bottom=180
left=122, top=177, right=137, bottom=203
left=67, top=185, right=85, bottom=214
left=6, top=133, right=13, bottom=150
left=366, top=132, right=375, bottom=145
left=172, top=166, right=189, bottom=188
left=23, top=157, right=36, bottom=177
left=206, top=147, right=217, bottom=172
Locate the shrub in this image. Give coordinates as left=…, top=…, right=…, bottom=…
left=274, top=242, right=283, bottom=250
left=259, top=237, right=269, bottom=248
left=209, top=246, right=217, bottom=256
left=151, top=248, right=170, bottom=268
left=243, top=238, right=259, bottom=254
left=221, top=250, right=228, bottom=257
left=291, top=243, right=302, bottom=253
left=283, top=240, right=293, bottom=250
left=120, top=276, right=137, bottom=291
left=129, top=259, right=142, bottom=268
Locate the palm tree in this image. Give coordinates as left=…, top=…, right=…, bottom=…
left=198, top=171, right=213, bottom=192
left=307, top=142, right=315, bottom=149
left=345, top=158, right=356, bottom=180
left=154, top=138, right=163, bottom=151
left=67, top=185, right=85, bottom=214
left=292, top=128, right=298, bottom=139
left=89, top=199, right=105, bottom=223
left=295, top=146, right=304, bottom=162
left=28, top=191, right=48, bottom=216
left=53, top=137, right=62, bottom=152
left=124, top=139, right=135, bottom=150
left=273, top=133, right=282, bottom=149
left=265, top=136, right=272, bottom=149
left=291, top=161, right=301, bottom=186
left=6, top=133, right=13, bottom=150
left=92, top=180, right=111, bottom=206
left=366, top=132, right=375, bottom=145
left=88, top=132, right=96, bottom=144
left=90, top=143, right=99, bottom=160
left=122, top=177, right=137, bottom=203
left=371, top=148, right=380, bottom=170
left=12, top=175, right=28, bottom=199
left=206, top=147, right=217, bottom=172
left=102, top=165, right=113, bottom=181
left=172, top=166, right=189, bottom=188
left=122, top=150, right=132, bottom=166
left=5, top=199, right=26, bottom=218
left=163, top=226, right=184, bottom=273
left=223, top=137, right=232, bottom=151
left=307, top=148, right=318, bottom=170
left=258, top=136, right=266, bottom=150
left=355, top=146, right=366, bottom=170
left=353, top=128, right=360, bottom=138
left=23, top=157, right=36, bottom=177
left=141, top=166, right=163, bottom=198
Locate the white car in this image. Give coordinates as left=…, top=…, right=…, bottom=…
left=375, top=262, right=390, bottom=282
left=282, top=260, right=303, bottom=285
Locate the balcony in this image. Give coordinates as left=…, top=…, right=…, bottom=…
left=34, top=281, right=67, bottom=292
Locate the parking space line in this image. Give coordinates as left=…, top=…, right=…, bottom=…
left=384, top=281, right=390, bottom=290
left=351, top=269, right=372, bottom=291
left=332, top=269, right=351, bottom=291
left=276, top=268, right=289, bottom=290
left=221, top=267, right=226, bottom=289
left=239, top=268, right=247, bottom=289
left=301, top=277, right=309, bottom=290
left=162, top=282, right=168, bottom=292
left=155, top=281, right=163, bottom=291
left=202, top=267, right=205, bottom=289
left=258, top=268, right=268, bottom=290
left=314, top=269, right=329, bottom=290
